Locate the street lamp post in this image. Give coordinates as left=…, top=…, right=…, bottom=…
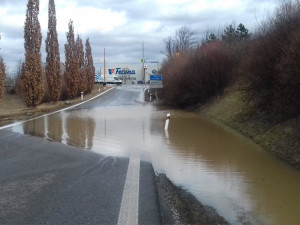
left=136, top=41, right=145, bottom=83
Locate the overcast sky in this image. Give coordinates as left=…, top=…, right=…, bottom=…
left=0, top=0, right=279, bottom=75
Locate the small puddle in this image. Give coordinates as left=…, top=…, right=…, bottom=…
left=10, top=93, right=300, bottom=225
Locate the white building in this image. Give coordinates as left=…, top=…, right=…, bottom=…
left=99, top=62, right=161, bottom=84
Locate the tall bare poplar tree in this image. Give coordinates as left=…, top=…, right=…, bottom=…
left=85, top=38, right=95, bottom=93
left=21, top=0, right=45, bottom=107
left=45, top=0, right=61, bottom=102
left=0, top=56, right=6, bottom=102
left=76, top=35, right=87, bottom=93
left=64, top=20, right=80, bottom=99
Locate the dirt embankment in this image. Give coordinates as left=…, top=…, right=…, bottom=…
left=0, top=85, right=110, bottom=127
left=199, top=86, right=300, bottom=169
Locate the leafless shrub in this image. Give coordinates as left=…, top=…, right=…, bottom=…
left=244, top=0, right=300, bottom=121
left=162, top=26, right=197, bottom=59
left=161, top=41, right=233, bottom=107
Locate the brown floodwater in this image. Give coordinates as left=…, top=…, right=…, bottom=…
left=11, top=101, right=300, bottom=225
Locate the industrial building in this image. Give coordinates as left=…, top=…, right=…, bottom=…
left=98, top=62, right=161, bottom=84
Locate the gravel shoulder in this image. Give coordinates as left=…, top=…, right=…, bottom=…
left=156, top=173, right=229, bottom=225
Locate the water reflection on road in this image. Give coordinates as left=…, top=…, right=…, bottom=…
left=11, top=91, right=300, bottom=225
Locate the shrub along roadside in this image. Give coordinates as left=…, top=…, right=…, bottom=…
left=160, top=41, right=234, bottom=108
left=160, top=0, right=300, bottom=125
left=159, top=0, right=300, bottom=168
left=243, top=0, right=300, bottom=122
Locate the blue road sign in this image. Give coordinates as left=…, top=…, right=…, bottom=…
left=95, top=74, right=99, bottom=79
left=150, top=75, right=162, bottom=81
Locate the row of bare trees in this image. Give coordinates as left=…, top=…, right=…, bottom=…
left=19, top=0, right=95, bottom=107
left=64, top=21, right=95, bottom=100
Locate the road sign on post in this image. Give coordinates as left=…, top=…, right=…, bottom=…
left=150, top=74, right=162, bottom=82
left=150, top=74, right=163, bottom=88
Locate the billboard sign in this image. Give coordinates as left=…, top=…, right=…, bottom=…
left=108, top=68, right=136, bottom=75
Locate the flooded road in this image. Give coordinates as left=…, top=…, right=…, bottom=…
left=10, top=86, right=300, bottom=225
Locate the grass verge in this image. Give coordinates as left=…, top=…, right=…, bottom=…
left=0, top=85, right=111, bottom=127
left=200, top=85, right=300, bottom=168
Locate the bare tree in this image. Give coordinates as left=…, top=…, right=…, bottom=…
left=175, top=26, right=196, bottom=53
left=45, top=0, right=62, bottom=102
left=0, top=56, right=5, bottom=102
left=163, top=26, right=196, bottom=59
left=163, top=36, right=174, bottom=59
left=21, top=0, right=45, bottom=107
left=0, top=34, right=5, bottom=102
left=76, top=35, right=87, bottom=93
left=84, top=38, right=95, bottom=93
left=46, top=0, right=62, bottom=102
left=64, top=20, right=80, bottom=99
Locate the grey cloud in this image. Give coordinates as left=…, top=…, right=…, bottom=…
left=0, top=24, right=23, bottom=40
left=1, top=0, right=280, bottom=74
left=0, top=0, right=24, bottom=6
left=72, top=0, right=161, bottom=21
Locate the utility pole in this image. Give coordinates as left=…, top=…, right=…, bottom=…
left=104, top=48, right=106, bottom=84
left=136, top=41, right=145, bottom=83
left=142, top=41, right=145, bottom=84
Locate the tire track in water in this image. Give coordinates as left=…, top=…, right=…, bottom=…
left=67, top=156, right=117, bottom=191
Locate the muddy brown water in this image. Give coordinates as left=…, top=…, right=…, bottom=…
left=11, top=100, right=300, bottom=225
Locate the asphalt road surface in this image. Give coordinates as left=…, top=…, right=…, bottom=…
left=0, top=86, right=162, bottom=225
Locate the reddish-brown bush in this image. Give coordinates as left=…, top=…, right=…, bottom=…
left=161, top=41, right=233, bottom=107
left=244, top=0, right=300, bottom=121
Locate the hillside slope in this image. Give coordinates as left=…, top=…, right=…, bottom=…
left=199, top=86, right=300, bottom=169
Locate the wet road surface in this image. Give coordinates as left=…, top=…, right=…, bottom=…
left=0, top=86, right=161, bottom=225
left=1, top=85, right=300, bottom=225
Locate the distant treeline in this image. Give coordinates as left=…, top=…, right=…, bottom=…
left=160, top=0, right=300, bottom=122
